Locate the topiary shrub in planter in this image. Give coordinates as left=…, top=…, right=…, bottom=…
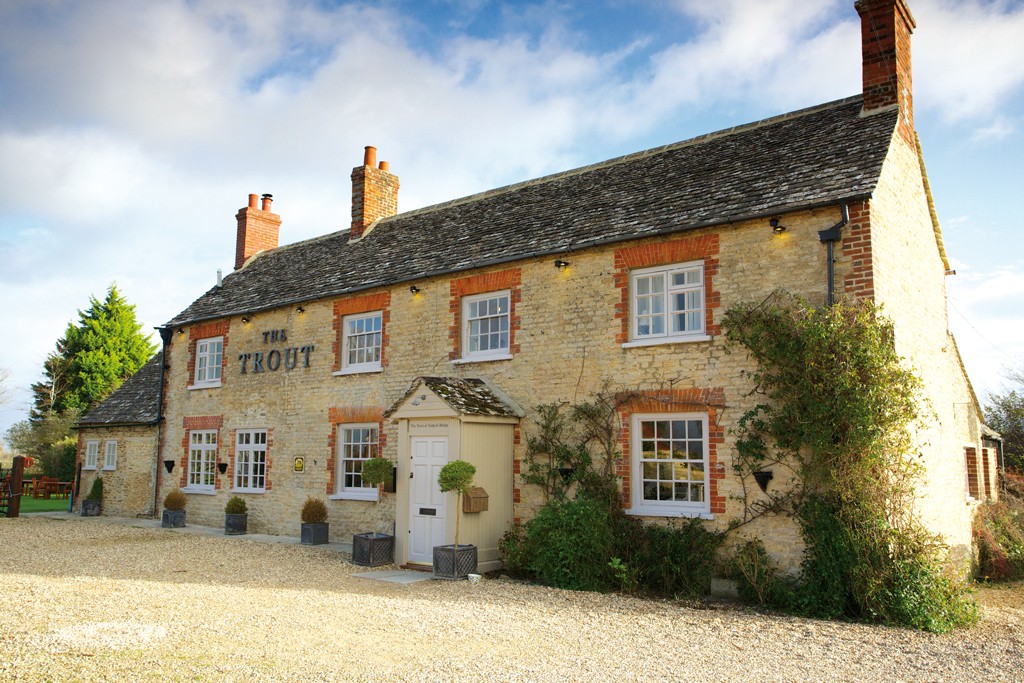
left=224, top=495, right=248, bottom=535
left=352, top=457, right=396, bottom=566
left=300, top=496, right=329, bottom=545
left=433, top=460, right=478, bottom=580
left=81, top=477, right=103, bottom=517
left=161, top=489, right=187, bottom=528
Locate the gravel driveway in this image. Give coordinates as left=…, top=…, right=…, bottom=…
left=1, top=515, right=1022, bottom=682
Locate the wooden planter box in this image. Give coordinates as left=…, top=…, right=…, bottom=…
left=301, top=522, right=329, bottom=545
left=81, top=499, right=101, bottom=517
left=352, top=532, right=394, bottom=567
left=432, top=544, right=478, bottom=580
left=224, top=513, right=248, bottom=535
left=161, top=509, right=186, bottom=528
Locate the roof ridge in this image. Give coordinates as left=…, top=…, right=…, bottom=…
left=389, top=95, right=864, bottom=221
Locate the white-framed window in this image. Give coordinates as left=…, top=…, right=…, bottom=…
left=234, top=430, right=267, bottom=493
left=629, top=413, right=710, bottom=517
left=334, top=424, right=380, bottom=501
left=187, top=430, right=218, bottom=492
left=193, top=336, right=223, bottom=387
left=84, top=440, right=99, bottom=470
left=630, top=261, right=705, bottom=344
left=462, top=290, right=511, bottom=360
left=103, top=440, right=118, bottom=470
left=340, top=311, right=383, bottom=373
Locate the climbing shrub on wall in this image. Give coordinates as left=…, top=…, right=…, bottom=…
left=722, top=294, right=977, bottom=633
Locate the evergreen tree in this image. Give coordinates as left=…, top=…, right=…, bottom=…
left=32, top=284, right=156, bottom=416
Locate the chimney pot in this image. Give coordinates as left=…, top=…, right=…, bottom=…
left=379, top=161, right=390, bottom=172
left=248, top=193, right=258, bottom=209
left=364, top=146, right=377, bottom=167
left=261, top=193, right=273, bottom=211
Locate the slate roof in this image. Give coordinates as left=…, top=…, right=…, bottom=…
left=385, top=377, right=523, bottom=418
left=77, top=355, right=162, bottom=427
left=167, top=96, right=898, bottom=327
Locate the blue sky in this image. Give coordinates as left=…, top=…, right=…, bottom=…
left=1, top=0, right=1023, bottom=441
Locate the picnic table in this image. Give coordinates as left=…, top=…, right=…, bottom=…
left=30, top=478, right=72, bottom=499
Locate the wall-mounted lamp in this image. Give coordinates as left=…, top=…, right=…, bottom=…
left=410, top=394, right=428, bottom=406
left=770, top=218, right=786, bottom=235
left=163, top=460, right=176, bottom=474
left=177, top=328, right=185, bottom=335
left=296, top=305, right=305, bottom=314
left=217, top=462, right=228, bottom=475
left=753, top=470, right=774, bottom=493
left=241, top=315, right=251, bottom=323
left=409, top=285, right=420, bottom=294
left=554, top=259, right=570, bottom=270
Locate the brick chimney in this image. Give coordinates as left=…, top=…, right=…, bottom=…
left=350, top=146, right=399, bottom=240
left=234, top=193, right=281, bottom=270
left=856, top=0, right=916, bottom=141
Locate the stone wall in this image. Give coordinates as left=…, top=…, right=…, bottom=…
left=76, top=425, right=158, bottom=518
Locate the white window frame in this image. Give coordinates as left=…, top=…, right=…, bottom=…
left=84, top=440, right=99, bottom=470
left=233, top=429, right=267, bottom=493
left=624, top=261, right=709, bottom=347
left=336, top=311, right=383, bottom=375
left=103, top=440, right=118, bottom=471
left=331, top=423, right=380, bottom=501
left=627, top=413, right=711, bottom=518
left=185, top=429, right=218, bottom=493
left=192, top=336, right=224, bottom=388
left=459, top=290, right=512, bottom=362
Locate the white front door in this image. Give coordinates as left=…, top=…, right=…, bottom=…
left=408, top=437, right=448, bottom=564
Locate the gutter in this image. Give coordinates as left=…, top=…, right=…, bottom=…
left=817, top=204, right=850, bottom=306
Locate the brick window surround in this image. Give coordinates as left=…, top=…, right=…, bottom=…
left=616, top=388, right=726, bottom=515
left=186, top=321, right=230, bottom=388
left=965, top=446, right=980, bottom=500
left=326, top=406, right=386, bottom=495
left=228, top=428, right=274, bottom=493
left=842, top=200, right=875, bottom=301
left=180, top=415, right=224, bottom=489
left=332, top=291, right=392, bottom=372
left=449, top=268, right=522, bottom=360
left=613, top=234, right=721, bottom=344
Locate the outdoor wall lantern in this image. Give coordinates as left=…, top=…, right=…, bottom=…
left=770, top=218, right=786, bottom=235
left=409, top=285, right=421, bottom=294
left=554, top=259, right=570, bottom=270
left=753, top=470, right=774, bottom=493
left=241, top=315, right=251, bottom=324
left=217, top=462, right=228, bottom=475
left=557, top=466, right=575, bottom=482
left=163, top=460, right=176, bottom=474
left=296, top=305, right=305, bottom=314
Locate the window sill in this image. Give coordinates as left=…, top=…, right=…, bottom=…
left=83, top=466, right=97, bottom=471
left=622, top=334, right=712, bottom=349
left=181, top=488, right=216, bottom=496
left=452, top=353, right=513, bottom=365
left=329, top=492, right=380, bottom=502
left=333, top=366, right=383, bottom=377
left=232, top=489, right=265, bottom=495
left=187, top=382, right=222, bottom=391
left=102, top=467, right=116, bottom=472
left=627, top=506, right=713, bottom=520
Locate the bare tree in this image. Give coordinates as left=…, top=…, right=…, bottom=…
left=0, top=367, right=10, bottom=407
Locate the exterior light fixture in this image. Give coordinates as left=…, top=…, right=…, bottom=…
left=296, top=305, right=305, bottom=314
left=409, top=285, right=420, bottom=294
left=554, top=259, right=570, bottom=270
left=241, top=315, right=251, bottom=323
left=177, top=328, right=185, bottom=335
left=163, top=460, right=176, bottom=474
left=753, top=470, right=774, bottom=493
left=217, top=462, right=228, bottom=475
left=770, top=218, right=786, bottom=235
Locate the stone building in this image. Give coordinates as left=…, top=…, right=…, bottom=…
left=76, top=0, right=998, bottom=573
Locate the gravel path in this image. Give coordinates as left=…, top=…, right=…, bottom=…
left=1, top=516, right=1022, bottom=682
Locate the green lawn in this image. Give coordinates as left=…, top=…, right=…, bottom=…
left=15, top=496, right=72, bottom=513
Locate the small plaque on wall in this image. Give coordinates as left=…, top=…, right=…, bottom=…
left=293, top=457, right=305, bottom=473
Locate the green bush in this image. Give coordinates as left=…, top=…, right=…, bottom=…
left=300, top=496, right=328, bottom=524
left=85, top=476, right=103, bottom=502
left=526, top=496, right=615, bottom=591
left=973, top=470, right=1024, bottom=581
left=225, top=496, right=247, bottom=514
left=163, top=489, right=187, bottom=511
left=729, top=539, right=781, bottom=606
left=618, top=516, right=722, bottom=598
left=497, top=522, right=534, bottom=579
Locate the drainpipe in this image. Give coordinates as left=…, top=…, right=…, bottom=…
left=817, top=204, right=849, bottom=307
left=153, top=326, right=173, bottom=516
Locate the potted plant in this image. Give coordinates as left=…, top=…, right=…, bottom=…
left=162, top=489, right=187, bottom=528
left=300, top=496, right=329, bottom=545
left=351, top=457, right=395, bottom=566
left=224, top=495, right=248, bottom=535
left=433, top=460, right=478, bottom=580
left=81, top=476, right=102, bottom=516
